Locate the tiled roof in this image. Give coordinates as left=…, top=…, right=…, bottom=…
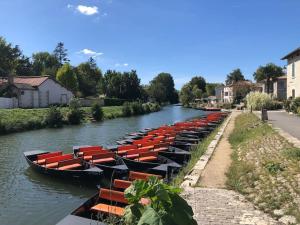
left=13, top=76, right=49, bottom=87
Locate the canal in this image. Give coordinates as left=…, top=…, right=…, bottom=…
left=0, top=106, right=204, bottom=225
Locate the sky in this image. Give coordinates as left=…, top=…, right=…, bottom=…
left=0, top=0, right=300, bottom=89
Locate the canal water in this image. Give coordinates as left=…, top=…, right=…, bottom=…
left=0, top=106, right=205, bottom=225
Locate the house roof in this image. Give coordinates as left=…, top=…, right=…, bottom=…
left=281, top=47, right=300, bottom=60
left=13, top=83, right=35, bottom=90
left=13, top=76, right=49, bottom=87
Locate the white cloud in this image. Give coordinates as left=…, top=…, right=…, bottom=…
left=78, top=49, right=103, bottom=58
left=115, top=63, right=129, bottom=67
left=76, top=5, right=98, bottom=16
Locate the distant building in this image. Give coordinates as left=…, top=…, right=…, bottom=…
left=215, top=85, right=224, bottom=103
left=0, top=76, right=73, bottom=108
left=282, top=47, right=300, bottom=98
left=222, top=80, right=254, bottom=103
left=257, top=76, right=287, bottom=100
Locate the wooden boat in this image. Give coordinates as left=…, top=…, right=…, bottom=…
left=121, top=151, right=181, bottom=180
left=24, top=150, right=103, bottom=183
left=56, top=171, right=162, bottom=225
left=73, top=146, right=129, bottom=180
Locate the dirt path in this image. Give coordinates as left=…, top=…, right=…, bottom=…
left=198, top=111, right=240, bottom=188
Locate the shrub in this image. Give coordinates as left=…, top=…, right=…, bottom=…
left=291, top=97, right=300, bottom=114
left=104, top=98, right=126, bottom=106
left=284, top=98, right=293, bottom=112
left=45, top=106, right=64, bottom=128
left=264, top=161, right=284, bottom=174
left=142, top=103, right=151, bottom=113
left=122, top=102, right=132, bottom=116
left=131, top=102, right=144, bottom=115
left=67, top=99, right=83, bottom=125
left=91, top=103, right=104, bottom=121
left=246, top=92, right=272, bottom=110
left=123, top=177, right=197, bottom=225
left=222, top=103, right=233, bottom=109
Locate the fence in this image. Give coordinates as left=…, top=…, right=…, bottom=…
left=0, top=97, right=18, bottom=109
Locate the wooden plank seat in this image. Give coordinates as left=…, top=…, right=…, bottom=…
left=113, top=179, right=132, bottom=189
left=129, top=171, right=162, bottom=181
left=82, top=150, right=107, bottom=160
left=135, top=151, right=158, bottom=162
left=91, top=204, right=125, bottom=217
left=90, top=188, right=128, bottom=217
left=124, top=148, right=149, bottom=159
left=33, top=151, right=62, bottom=164
left=90, top=152, right=116, bottom=164
left=154, top=143, right=169, bottom=152
left=58, top=158, right=82, bottom=170
left=77, top=146, right=103, bottom=156
left=117, top=145, right=138, bottom=155
left=44, top=154, right=73, bottom=168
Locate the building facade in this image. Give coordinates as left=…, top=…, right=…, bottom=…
left=282, top=47, right=300, bottom=98
left=258, top=76, right=287, bottom=100
left=0, top=76, right=73, bottom=108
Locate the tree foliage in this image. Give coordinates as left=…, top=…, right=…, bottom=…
left=253, top=63, right=284, bottom=94
left=206, top=83, right=221, bottom=96
left=32, top=51, right=59, bottom=77
left=148, top=73, right=178, bottom=103
left=56, top=63, right=78, bottom=92
left=75, top=58, right=102, bottom=97
left=225, top=69, right=245, bottom=85
left=189, top=76, right=206, bottom=92
left=53, top=42, right=69, bottom=66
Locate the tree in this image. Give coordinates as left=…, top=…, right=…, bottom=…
left=53, top=42, right=69, bottom=66
left=15, top=55, right=33, bottom=76
left=192, top=85, right=203, bottom=99
left=0, top=37, right=22, bottom=76
left=189, top=76, right=206, bottom=92
left=56, top=63, right=78, bottom=92
left=205, top=83, right=221, bottom=96
left=179, top=84, right=194, bottom=106
left=148, top=73, right=177, bottom=103
left=75, top=58, right=102, bottom=97
left=253, top=63, right=284, bottom=94
left=32, top=51, right=59, bottom=77
left=225, top=69, right=245, bottom=85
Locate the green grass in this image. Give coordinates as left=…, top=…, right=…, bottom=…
left=172, top=123, right=224, bottom=187
left=227, top=112, right=300, bottom=222
left=0, top=105, right=150, bottom=135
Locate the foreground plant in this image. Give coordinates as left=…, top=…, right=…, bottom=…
left=123, top=177, right=197, bottom=225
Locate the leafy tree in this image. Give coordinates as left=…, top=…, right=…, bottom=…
left=53, top=42, right=69, bottom=66
left=0, top=37, right=22, bottom=76
left=205, top=83, right=221, bottom=96
left=253, top=63, right=284, bottom=94
left=189, top=76, right=206, bottom=92
left=67, top=98, right=83, bottom=124
left=32, top=51, right=59, bottom=77
left=75, top=58, right=102, bottom=97
left=45, top=106, right=64, bottom=128
left=179, top=84, right=194, bottom=106
left=56, top=63, right=78, bottom=92
left=225, top=69, right=245, bottom=85
left=148, top=73, right=177, bottom=103
left=91, top=103, right=104, bottom=121
left=15, top=55, right=33, bottom=76
left=192, top=85, right=203, bottom=99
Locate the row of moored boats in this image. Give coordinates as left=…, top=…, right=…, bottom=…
left=23, top=111, right=228, bottom=225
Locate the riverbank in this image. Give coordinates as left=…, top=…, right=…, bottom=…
left=227, top=112, right=300, bottom=223
left=0, top=102, right=161, bottom=135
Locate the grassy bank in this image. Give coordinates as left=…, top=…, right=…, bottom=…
left=0, top=102, right=160, bottom=135
left=172, top=122, right=224, bottom=187
left=227, top=113, right=300, bottom=222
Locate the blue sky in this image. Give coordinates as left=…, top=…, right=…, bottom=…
left=0, top=0, right=300, bottom=89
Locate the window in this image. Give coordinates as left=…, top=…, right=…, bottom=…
left=224, top=92, right=228, bottom=96
left=292, top=62, right=295, bottom=78
left=21, top=91, right=24, bottom=95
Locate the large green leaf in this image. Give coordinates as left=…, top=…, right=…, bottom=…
left=137, top=206, right=163, bottom=225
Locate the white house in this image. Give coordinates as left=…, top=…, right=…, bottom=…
left=282, top=47, right=300, bottom=98
left=0, top=76, right=73, bottom=108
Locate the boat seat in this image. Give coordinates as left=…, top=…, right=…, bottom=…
left=125, top=154, right=139, bottom=159
left=129, top=171, right=162, bottom=181
left=138, top=145, right=154, bottom=151
left=91, top=204, right=125, bottom=217
left=135, top=151, right=158, bottom=162
left=44, top=162, right=59, bottom=168
left=58, top=158, right=82, bottom=171
left=83, top=155, right=93, bottom=161
left=58, top=163, right=82, bottom=170
left=92, top=157, right=115, bottom=164
left=154, top=147, right=168, bottom=152
left=99, top=188, right=128, bottom=204
left=113, top=179, right=132, bottom=189
left=34, top=151, right=63, bottom=164
left=45, top=154, right=73, bottom=165
left=90, top=152, right=115, bottom=164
